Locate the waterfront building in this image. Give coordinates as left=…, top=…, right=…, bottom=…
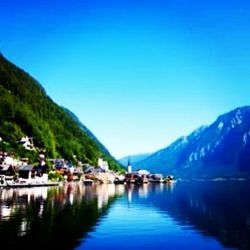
left=98, top=157, right=109, bottom=171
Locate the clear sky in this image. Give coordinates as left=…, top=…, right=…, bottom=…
left=1, top=0, right=250, bottom=159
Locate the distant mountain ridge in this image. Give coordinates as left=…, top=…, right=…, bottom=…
left=118, top=153, right=151, bottom=167
left=0, top=53, right=122, bottom=171
left=134, top=106, right=250, bottom=178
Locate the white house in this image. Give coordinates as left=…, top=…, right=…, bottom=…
left=137, top=169, right=150, bottom=176
left=98, top=157, right=109, bottom=172
left=18, top=136, right=34, bottom=150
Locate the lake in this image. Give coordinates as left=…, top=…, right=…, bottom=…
left=0, top=181, right=249, bottom=250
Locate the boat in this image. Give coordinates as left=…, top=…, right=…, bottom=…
left=124, top=173, right=149, bottom=185
left=7, top=179, right=59, bottom=188
left=164, top=175, right=176, bottom=184
left=149, top=174, right=164, bottom=183
left=0, top=175, right=59, bottom=188
left=83, top=179, right=94, bottom=185
left=141, top=175, right=149, bottom=184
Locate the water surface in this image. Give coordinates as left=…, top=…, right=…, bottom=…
left=0, top=181, right=249, bottom=250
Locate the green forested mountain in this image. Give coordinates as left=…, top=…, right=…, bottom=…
left=63, top=107, right=122, bottom=171
left=63, top=107, right=111, bottom=156
left=0, top=53, right=122, bottom=171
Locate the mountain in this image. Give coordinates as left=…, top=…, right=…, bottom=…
left=63, top=108, right=121, bottom=171
left=0, top=53, right=122, bottom=171
left=134, top=106, right=250, bottom=178
left=63, top=107, right=111, bottom=156
left=118, top=153, right=151, bottom=167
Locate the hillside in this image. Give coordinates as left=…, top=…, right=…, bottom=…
left=134, top=106, right=250, bottom=178
left=63, top=107, right=111, bottom=156
left=63, top=107, right=121, bottom=171
left=0, top=53, right=122, bottom=171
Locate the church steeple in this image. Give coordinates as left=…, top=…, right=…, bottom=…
left=127, top=157, right=132, bottom=173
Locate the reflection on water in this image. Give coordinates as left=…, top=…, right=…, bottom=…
left=78, top=181, right=250, bottom=250
left=127, top=181, right=250, bottom=250
left=126, top=182, right=175, bottom=205
left=1, top=181, right=250, bottom=250
left=163, top=181, right=250, bottom=250
left=0, top=183, right=124, bottom=250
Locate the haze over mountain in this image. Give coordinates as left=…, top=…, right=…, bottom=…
left=118, top=153, right=151, bottom=167
left=0, top=53, right=121, bottom=171
left=134, top=106, right=250, bottom=178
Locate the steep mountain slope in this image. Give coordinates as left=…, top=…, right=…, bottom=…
left=63, top=107, right=111, bottom=156
left=134, top=106, right=250, bottom=178
left=118, top=153, right=151, bottom=167
left=63, top=108, right=122, bottom=171
left=0, top=53, right=121, bottom=170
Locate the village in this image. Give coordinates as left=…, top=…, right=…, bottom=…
left=0, top=136, right=174, bottom=188
left=0, top=152, right=174, bottom=188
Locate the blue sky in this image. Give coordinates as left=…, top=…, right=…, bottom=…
left=1, top=0, right=250, bottom=158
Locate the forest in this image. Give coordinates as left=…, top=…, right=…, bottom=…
left=0, top=53, right=122, bottom=171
